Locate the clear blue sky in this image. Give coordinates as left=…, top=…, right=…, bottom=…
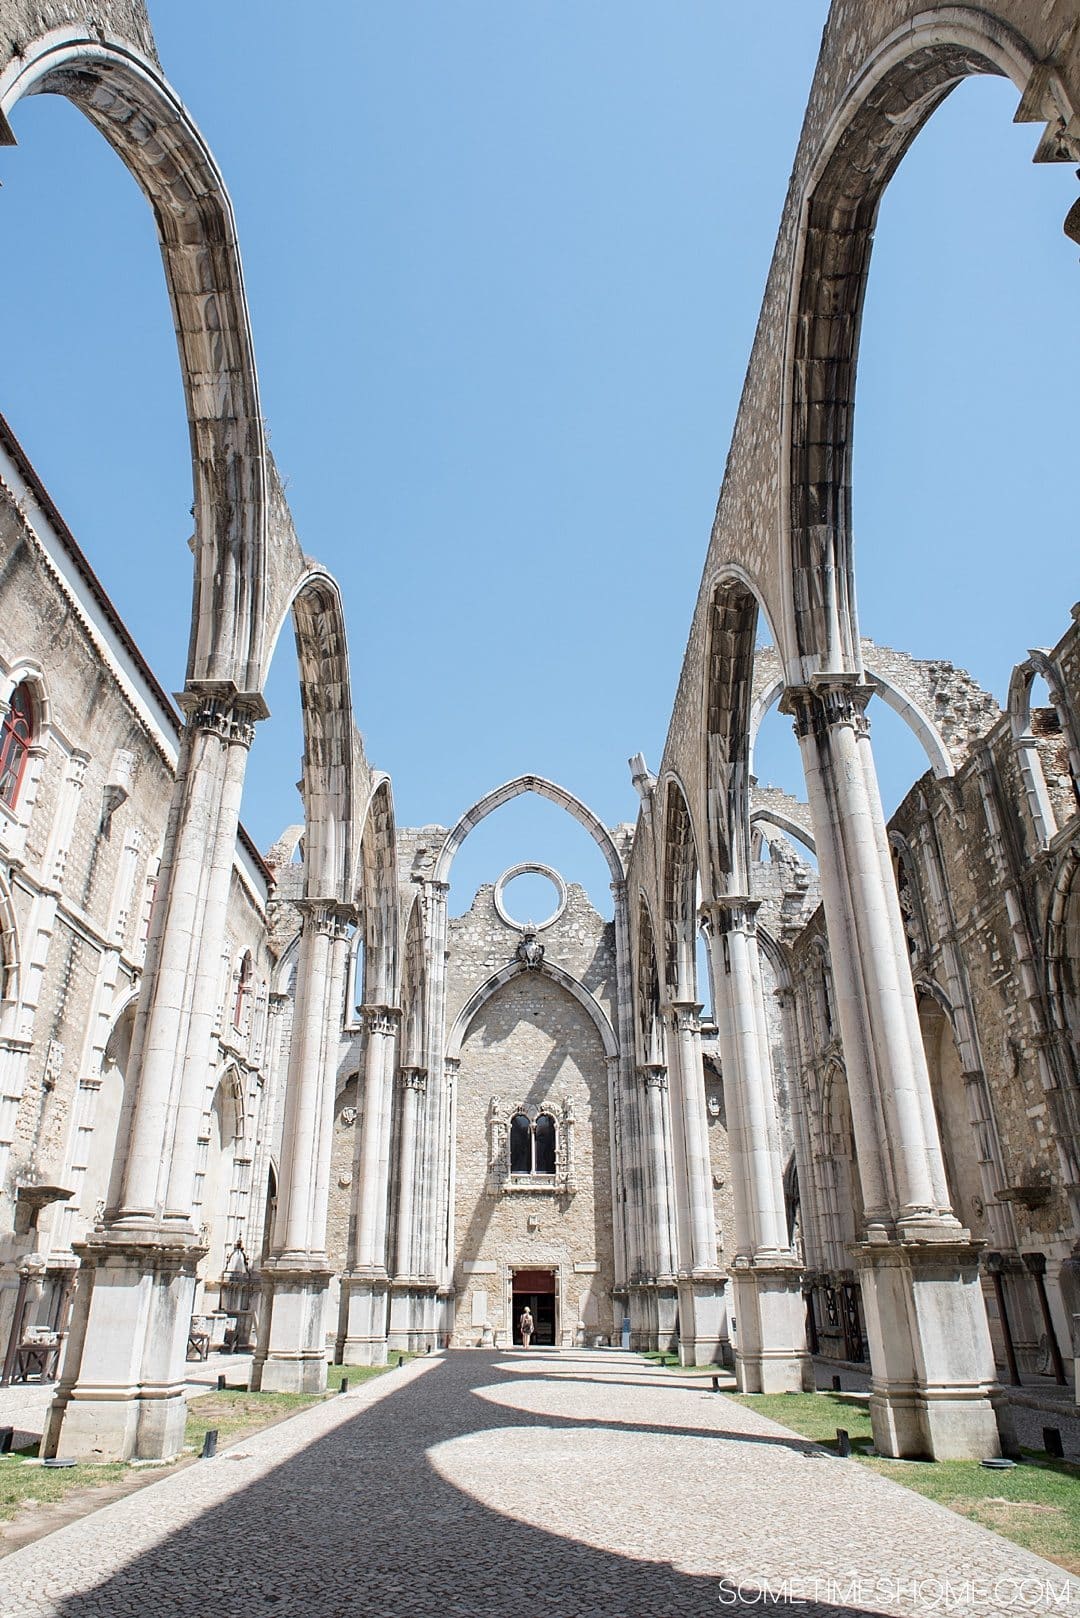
left=0, top=5, right=1074, bottom=915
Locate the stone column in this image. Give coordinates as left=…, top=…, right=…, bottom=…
left=394, top=1067, right=427, bottom=1277
left=387, top=1066, right=427, bottom=1351
left=784, top=679, right=1000, bottom=1459
left=253, top=901, right=351, bottom=1393
left=43, top=691, right=262, bottom=1462
left=704, top=899, right=806, bottom=1393
left=639, top=1064, right=678, bottom=1350
left=664, top=1002, right=726, bottom=1365
left=337, top=1004, right=399, bottom=1364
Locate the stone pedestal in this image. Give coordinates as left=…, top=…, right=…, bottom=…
left=387, top=1277, right=439, bottom=1352
left=626, top=1282, right=654, bottom=1352
left=731, top=1260, right=807, bottom=1393
left=251, top=1261, right=331, bottom=1393
left=676, top=1273, right=728, bottom=1366
left=856, top=1235, right=1002, bottom=1459
left=336, top=1270, right=389, bottom=1365
left=43, top=1228, right=205, bottom=1462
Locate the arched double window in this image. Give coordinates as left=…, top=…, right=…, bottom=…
left=509, top=1110, right=556, bottom=1176
left=0, top=683, right=34, bottom=809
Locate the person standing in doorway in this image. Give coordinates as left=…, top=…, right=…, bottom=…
left=519, top=1305, right=534, bottom=1349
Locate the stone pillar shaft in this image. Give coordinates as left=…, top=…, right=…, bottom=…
left=706, top=901, right=790, bottom=1259
left=666, top=1003, right=716, bottom=1273
left=271, top=903, right=351, bottom=1262
left=353, top=1007, right=399, bottom=1270
left=120, top=695, right=258, bottom=1225
left=785, top=680, right=948, bottom=1225
left=640, top=1066, right=674, bottom=1280
left=394, top=1068, right=427, bottom=1276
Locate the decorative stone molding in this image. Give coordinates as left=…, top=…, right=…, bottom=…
left=639, top=1063, right=668, bottom=1092
left=400, top=1066, right=428, bottom=1094
left=179, top=691, right=262, bottom=750
left=361, top=1004, right=401, bottom=1040
left=781, top=680, right=874, bottom=742
left=486, top=1095, right=576, bottom=1194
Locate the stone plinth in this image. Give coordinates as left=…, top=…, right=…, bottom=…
left=43, top=1226, right=205, bottom=1462
left=252, top=1259, right=332, bottom=1394
left=731, top=1259, right=807, bottom=1393
left=856, top=1234, right=1002, bottom=1460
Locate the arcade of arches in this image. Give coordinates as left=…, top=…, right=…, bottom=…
left=0, top=0, right=1078, bottom=1472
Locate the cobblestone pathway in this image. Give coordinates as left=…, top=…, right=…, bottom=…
left=0, top=1350, right=1075, bottom=1618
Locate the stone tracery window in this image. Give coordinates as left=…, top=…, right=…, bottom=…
left=0, top=682, right=34, bottom=808
left=489, top=1096, right=574, bottom=1193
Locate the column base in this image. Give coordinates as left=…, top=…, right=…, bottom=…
left=336, top=1269, right=390, bottom=1365
left=387, top=1277, right=440, bottom=1351
left=856, top=1235, right=1002, bottom=1459
left=251, top=1259, right=331, bottom=1394
left=43, top=1226, right=205, bottom=1463
left=625, top=1280, right=679, bottom=1353
left=731, top=1259, right=808, bottom=1393
left=676, top=1273, right=729, bottom=1366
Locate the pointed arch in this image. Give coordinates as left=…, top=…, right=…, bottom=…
left=784, top=7, right=1056, bottom=671
left=702, top=574, right=760, bottom=895
left=357, top=774, right=398, bottom=1006
left=400, top=893, right=426, bottom=1068
left=433, top=774, right=624, bottom=888
left=262, top=567, right=356, bottom=899
left=446, top=957, right=618, bottom=1063
left=0, top=26, right=270, bottom=691
left=635, top=889, right=664, bottom=1065
left=660, top=774, right=699, bottom=1001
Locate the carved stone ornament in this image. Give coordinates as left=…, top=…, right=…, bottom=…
left=340, top=1106, right=358, bottom=1127
left=516, top=929, right=545, bottom=969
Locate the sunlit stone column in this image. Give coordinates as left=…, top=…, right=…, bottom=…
left=665, top=1002, right=726, bottom=1365
left=254, top=901, right=351, bottom=1393
left=639, top=1064, right=674, bottom=1281
left=393, top=1067, right=427, bottom=1278
left=784, top=679, right=1000, bottom=1459
left=337, top=1005, right=400, bottom=1364
left=387, top=1065, right=427, bottom=1351
left=44, top=691, right=263, bottom=1462
left=704, top=899, right=806, bottom=1393
left=639, top=1063, right=678, bottom=1351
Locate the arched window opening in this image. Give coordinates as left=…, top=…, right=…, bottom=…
left=509, top=1113, right=531, bottom=1173
left=0, top=682, right=34, bottom=808
left=509, top=1110, right=557, bottom=1178
left=534, top=1112, right=556, bottom=1174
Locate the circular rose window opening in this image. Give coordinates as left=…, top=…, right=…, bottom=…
left=494, top=863, right=567, bottom=931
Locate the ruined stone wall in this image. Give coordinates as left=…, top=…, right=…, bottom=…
left=0, top=424, right=273, bottom=1334
left=451, top=970, right=616, bottom=1346
left=446, top=878, right=617, bottom=1345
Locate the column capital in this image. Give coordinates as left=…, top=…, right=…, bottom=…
left=295, top=899, right=356, bottom=938
left=176, top=684, right=267, bottom=747
left=639, top=1062, right=669, bottom=1091
left=360, top=1003, right=402, bottom=1038
left=701, top=896, right=760, bottom=936
left=399, top=1066, right=428, bottom=1093
left=780, top=677, right=873, bottom=741
left=665, top=1000, right=703, bottom=1033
